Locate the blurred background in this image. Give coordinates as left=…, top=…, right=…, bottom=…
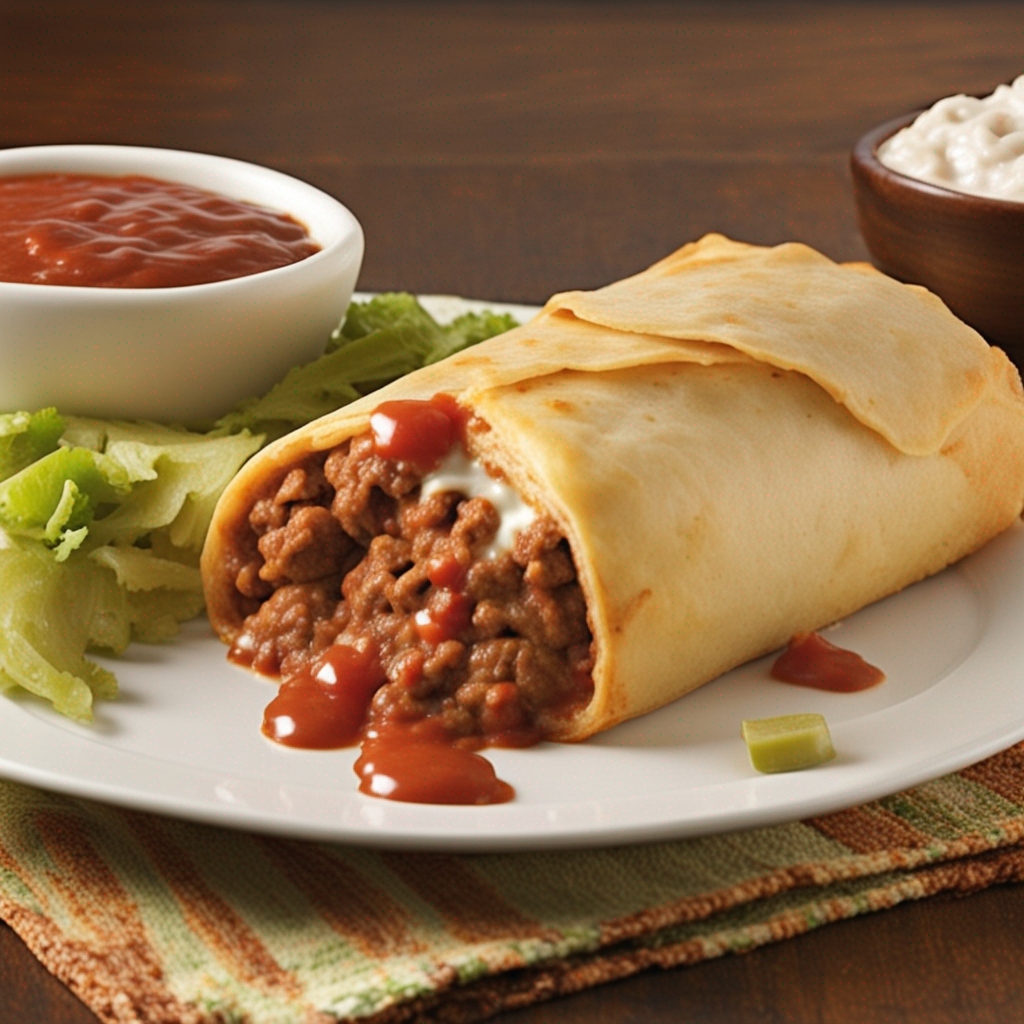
left=3, top=1, right=1022, bottom=303
left=3, top=5, right=1024, bottom=1021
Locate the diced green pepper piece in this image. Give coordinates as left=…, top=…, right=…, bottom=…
left=742, top=713, right=836, bottom=773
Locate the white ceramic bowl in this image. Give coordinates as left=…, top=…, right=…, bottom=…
left=0, top=145, right=364, bottom=424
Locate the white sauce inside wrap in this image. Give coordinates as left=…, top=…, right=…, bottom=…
left=421, top=445, right=537, bottom=558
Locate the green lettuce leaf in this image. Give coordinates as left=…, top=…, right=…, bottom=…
left=0, top=447, right=132, bottom=558
left=0, top=544, right=121, bottom=719
left=0, top=293, right=518, bottom=719
left=213, top=293, right=518, bottom=442
left=87, top=430, right=265, bottom=552
left=0, top=408, right=65, bottom=483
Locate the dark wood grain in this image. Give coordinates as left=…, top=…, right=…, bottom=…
left=2, top=2, right=1024, bottom=1022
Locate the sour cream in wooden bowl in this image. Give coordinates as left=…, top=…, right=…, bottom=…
left=851, top=78, right=1024, bottom=364
left=877, top=75, right=1024, bottom=201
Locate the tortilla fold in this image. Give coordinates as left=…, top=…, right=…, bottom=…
left=202, top=235, right=1024, bottom=740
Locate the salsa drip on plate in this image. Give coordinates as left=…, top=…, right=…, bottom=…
left=228, top=395, right=595, bottom=806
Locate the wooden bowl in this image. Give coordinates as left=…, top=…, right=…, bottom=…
left=850, top=113, right=1024, bottom=369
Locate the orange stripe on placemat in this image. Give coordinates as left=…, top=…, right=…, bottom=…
left=959, top=743, right=1024, bottom=808
left=257, top=837, right=425, bottom=958
left=354, top=844, right=1024, bottom=1024
left=27, top=811, right=206, bottom=1024
left=0, top=896, right=208, bottom=1024
left=910, top=843, right=1024, bottom=896
left=120, top=811, right=303, bottom=1000
left=381, top=852, right=552, bottom=944
left=806, top=804, right=932, bottom=853
left=35, top=809, right=157, bottom=944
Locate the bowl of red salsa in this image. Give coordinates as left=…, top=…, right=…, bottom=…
left=0, top=145, right=364, bottom=424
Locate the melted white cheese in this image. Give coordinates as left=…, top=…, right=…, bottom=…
left=421, top=446, right=536, bottom=559
left=878, top=74, right=1024, bottom=201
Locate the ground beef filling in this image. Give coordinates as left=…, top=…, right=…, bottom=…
left=230, top=430, right=595, bottom=746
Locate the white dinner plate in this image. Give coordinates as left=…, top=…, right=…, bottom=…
left=1, top=297, right=1023, bottom=852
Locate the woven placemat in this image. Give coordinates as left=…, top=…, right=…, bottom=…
left=3, top=743, right=1024, bottom=1023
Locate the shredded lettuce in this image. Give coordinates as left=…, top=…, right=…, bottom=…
left=0, top=544, right=121, bottom=719
left=213, top=293, right=518, bottom=442
left=0, top=446, right=132, bottom=557
left=0, top=408, right=65, bottom=482
left=0, top=293, right=517, bottom=719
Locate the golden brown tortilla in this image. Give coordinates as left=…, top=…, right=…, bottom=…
left=202, top=235, right=1024, bottom=740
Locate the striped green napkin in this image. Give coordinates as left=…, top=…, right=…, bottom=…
left=3, top=743, right=1024, bottom=1023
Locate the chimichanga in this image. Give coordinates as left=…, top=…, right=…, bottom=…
left=201, top=235, right=1024, bottom=745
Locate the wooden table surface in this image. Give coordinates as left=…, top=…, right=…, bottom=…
left=3, top=2, right=1024, bottom=1021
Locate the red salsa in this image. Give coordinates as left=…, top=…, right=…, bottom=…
left=0, top=173, right=320, bottom=288
left=770, top=632, right=885, bottom=693
left=262, top=644, right=386, bottom=749
left=263, top=649, right=514, bottom=806
left=356, top=721, right=514, bottom=805
left=250, top=395, right=534, bottom=806
left=369, top=394, right=470, bottom=472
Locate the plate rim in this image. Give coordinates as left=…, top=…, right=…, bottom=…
left=1, top=297, right=1022, bottom=852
